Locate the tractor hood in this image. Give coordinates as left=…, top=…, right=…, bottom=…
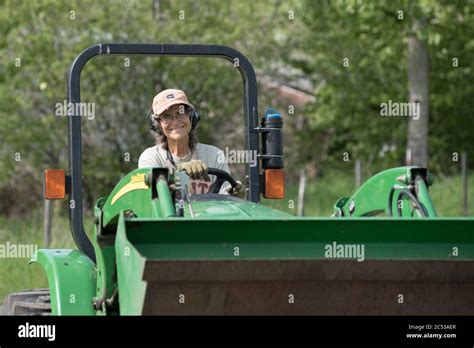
left=183, top=199, right=293, bottom=219
left=99, top=168, right=292, bottom=227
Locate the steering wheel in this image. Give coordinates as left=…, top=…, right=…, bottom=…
left=208, top=168, right=238, bottom=194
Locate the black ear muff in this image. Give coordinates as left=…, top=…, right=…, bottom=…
left=147, top=109, right=159, bottom=133
left=187, top=100, right=200, bottom=130
left=190, top=107, right=200, bottom=130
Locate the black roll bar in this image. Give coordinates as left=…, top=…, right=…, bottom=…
left=67, top=44, right=260, bottom=262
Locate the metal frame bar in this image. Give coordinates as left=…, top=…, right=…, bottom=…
left=67, top=44, right=260, bottom=262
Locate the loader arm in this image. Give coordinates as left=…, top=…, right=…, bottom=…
left=333, top=166, right=437, bottom=217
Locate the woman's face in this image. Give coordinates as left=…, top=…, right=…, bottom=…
left=159, top=104, right=192, bottom=143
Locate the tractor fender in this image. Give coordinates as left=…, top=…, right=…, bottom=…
left=30, top=249, right=96, bottom=315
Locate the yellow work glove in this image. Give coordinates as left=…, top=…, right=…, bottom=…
left=227, top=180, right=246, bottom=199
left=176, top=160, right=210, bottom=180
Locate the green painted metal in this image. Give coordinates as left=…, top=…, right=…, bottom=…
left=115, top=212, right=147, bottom=315
left=91, top=241, right=116, bottom=315
left=155, top=178, right=175, bottom=218
left=181, top=200, right=294, bottom=218
left=95, top=167, right=293, bottom=315
left=334, top=166, right=437, bottom=217
left=151, top=195, right=161, bottom=218
left=29, top=249, right=96, bottom=315
left=101, top=168, right=154, bottom=226
left=416, top=176, right=438, bottom=216
left=115, top=217, right=474, bottom=261
left=111, top=212, right=474, bottom=314
left=100, top=168, right=292, bottom=228
left=92, top=196, right=116, bottom=312
left=33, top=164, right=472, bottom=315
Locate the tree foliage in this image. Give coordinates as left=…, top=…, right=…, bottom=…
left=0, top=0, right=472, bottom=214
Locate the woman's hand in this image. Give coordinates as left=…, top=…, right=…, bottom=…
left=176, top=160, right=210, bottom=181
left=227, top=180, right=246, bottom=199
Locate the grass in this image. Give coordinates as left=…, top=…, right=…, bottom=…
left=0, top=171, right=472, bottom=301
left=0, top=208, right=76, bottom=302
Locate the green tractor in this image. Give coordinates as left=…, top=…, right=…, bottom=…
left=3, top=44, right=474, bottom=315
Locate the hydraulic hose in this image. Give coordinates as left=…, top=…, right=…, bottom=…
left=387, top=185, right=428, bottom=217
left=387, top=185, right=404, bottom=217
left=396, top=189, right=428, bottom=217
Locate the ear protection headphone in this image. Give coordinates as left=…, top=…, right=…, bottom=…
left=148, top=100, right=201, bottom=133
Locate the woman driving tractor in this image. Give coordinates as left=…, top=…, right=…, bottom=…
left=138, top=88, right=246, bottom=198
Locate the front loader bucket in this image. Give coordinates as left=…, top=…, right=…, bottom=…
left=115, top=213, right=474, bottom=315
